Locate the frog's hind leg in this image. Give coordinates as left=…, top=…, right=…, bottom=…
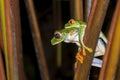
left=78, top=27, right=93, bottom=54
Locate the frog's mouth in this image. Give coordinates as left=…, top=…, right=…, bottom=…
left=51, top=29, right=67, bottom=45
left=51, top=37, right=65, bottom=45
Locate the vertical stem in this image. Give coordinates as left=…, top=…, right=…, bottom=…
left=52, top=0, right=62, bottom=68
left=99, top=1, right=120, bottom=79
left=0, top=49, right=6, bottom=80
left=0, top=16, right=5, bottom=80
left=4, top=0, right=26, bottom=80
left=104, top=10, right=120, bottom=80
left=74, top=0, right=109, bottom=80
left=70, top=0, right=83, bottom=20
left=84, top=0, right=93, bottom=21
left=24, top=0, right=50, bottom=80
left=0, top=0, right=10, bottom=79
left=115, top=58, right=120, bottom=80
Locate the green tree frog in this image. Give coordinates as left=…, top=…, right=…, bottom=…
left=51, top=19, right=107, bottom=66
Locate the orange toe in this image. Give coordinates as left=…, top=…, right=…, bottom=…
left=76, top=53, right=83, bottom=63
left=88, top=48, right=93, bottom=53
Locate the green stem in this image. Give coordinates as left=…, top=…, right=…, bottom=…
left=0, top=0, right=9, bottom=80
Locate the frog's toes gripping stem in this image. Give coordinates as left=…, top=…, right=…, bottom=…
left=76, top=52, right=83, bottom=63
left=75, top=47, right=93, bottom=66
left=74, top=52, right=84, bottom=69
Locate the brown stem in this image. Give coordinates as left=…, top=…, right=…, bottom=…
left=74, top=0, right=110, bottom=80
left=4, top=0, right=26, bottom=80
left=24, top=0, right=50, bottom=80
left=0, top=49, right=6, bottom=80
left=99, top=0, right=120, bottom=79
left=70, top=0, right=83, bottom=20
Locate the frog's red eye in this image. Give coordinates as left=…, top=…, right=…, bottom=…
left=69, top=19, right=75, bottom=24
left=54, top=32, right=61, bottom=38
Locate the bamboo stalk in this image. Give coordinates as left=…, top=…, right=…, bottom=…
left=74, top=0, right=110, bottom=80
left=99, top=1, right=120, bottom=79
left=24, top=0, right=50, bottom=80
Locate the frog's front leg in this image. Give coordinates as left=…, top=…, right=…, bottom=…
left=74, top=44, right=93, bottom=69
left=77, top=27, right=93, bottom=64
left=81, top=43, right=93, bottom=56
left=79, top=27, right=93, bottom=53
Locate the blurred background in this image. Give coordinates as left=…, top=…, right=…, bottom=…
left=18, top=0, right=117, bottom=80
left=20, top=0, right=74, bottom=80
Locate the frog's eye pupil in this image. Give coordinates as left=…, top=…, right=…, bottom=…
left=54, top=32, right=61, bottom=38
left=69, top=19, right=75, bottom=24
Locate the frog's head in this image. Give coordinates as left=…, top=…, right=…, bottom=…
left=51, top=29, right=67, bottom=45
left=65, top=19, right=86, bottom=28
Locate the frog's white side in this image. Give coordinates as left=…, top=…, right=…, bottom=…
left=63, top=31, right=107, bottom=68
left=64, top=30, right=107, bottom=57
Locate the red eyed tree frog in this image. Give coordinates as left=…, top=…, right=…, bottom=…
left=51, top=19, right=107, bottom=66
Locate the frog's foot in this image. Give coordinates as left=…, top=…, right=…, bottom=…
left=76, top=52, right=83, bottom=64
left=83, top=46, right=93, bottom=53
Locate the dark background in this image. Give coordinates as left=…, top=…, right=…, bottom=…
left=19, top=0, right=117, bottom=80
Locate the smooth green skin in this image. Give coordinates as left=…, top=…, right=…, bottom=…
left=64, top=19, right=92, bottom=51
left=51, top=19, right=91, bottom=51
left=64, top=19, right=86, bottom=28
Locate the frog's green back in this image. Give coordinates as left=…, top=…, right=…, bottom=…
left=64, top=19, right=86, bottom=28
